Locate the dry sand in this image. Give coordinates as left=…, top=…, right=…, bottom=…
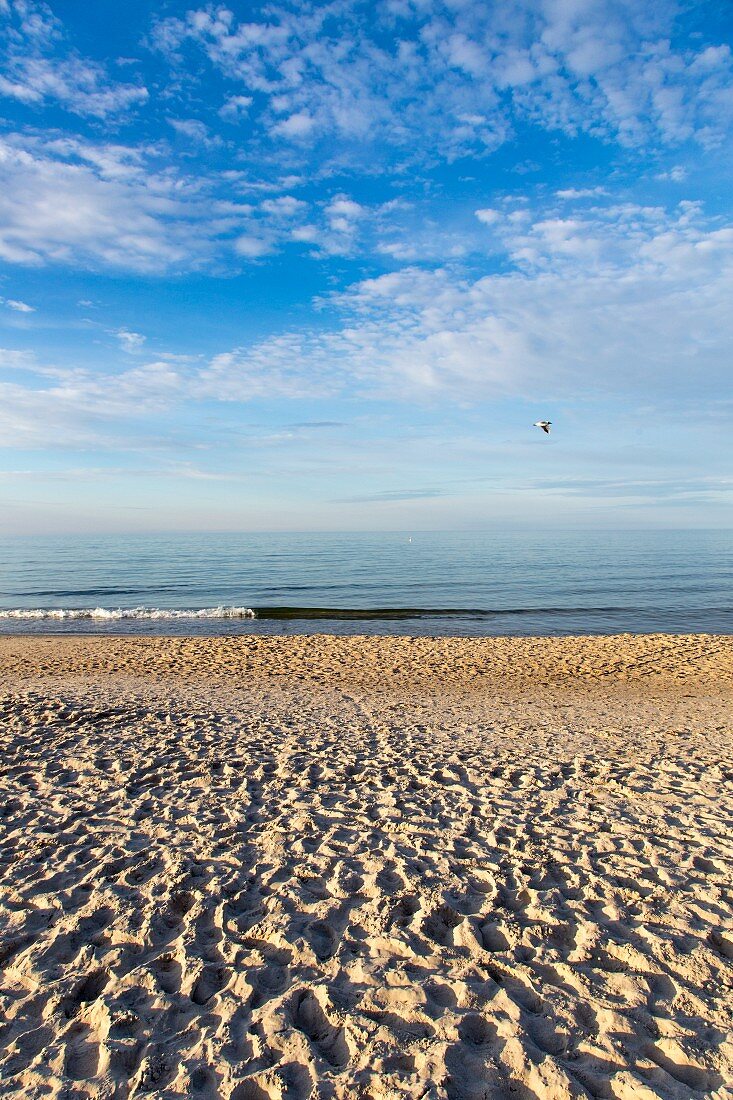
left=0, top=633, right=731, bottom=1100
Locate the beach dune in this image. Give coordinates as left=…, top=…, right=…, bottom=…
left=0, top=634, right=731, bottom=1099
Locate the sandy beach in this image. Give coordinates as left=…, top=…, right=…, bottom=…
left=1, top=633, right=731, bottom=1099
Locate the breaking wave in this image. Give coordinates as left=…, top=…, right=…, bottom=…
left=0, top=606, right=257, bottom=621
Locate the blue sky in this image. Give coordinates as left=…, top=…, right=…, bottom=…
left=1, top=0, right=732, bottom=533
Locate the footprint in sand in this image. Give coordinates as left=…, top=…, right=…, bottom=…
left=251, top=960, right=289, bottom=1008
left=479, top=920, right=512, bottom=953
left=389, top=894, right=421, bottom=928
left=457, top=1014, right=498, bottom=1047
left=187, top=1063, right=219, bottom=1093
left=195, top=905, right=224, bottom=953
left=226, top=886, right=265, bottom=932
left=1, top=1024, right=53, bottom=1077
left=424, top=980, right=458, bottom=1012
left=423, top=904, right=464, bottom=947
left=63, top=1021, right=100, bottom=1080
left=107, top=1035, right=144, bottom=1079
left=290, top=989, right=350, bottom=1069
left=710, top=928, right=733, bottom=960
left=305, top=918, right=339, bottom=961
left=135, top=1046, right=177, bottom=1092
left=151, top=889, right=197, bottom=943
left=526, top=1013, right=570, bottom=1056
left=376, top=865, right=405, bottom=895
left=190, top=964, right=231, bottom=1005
left=59, top=968, right=110, bottom=1018
left=444, top=1040, right=503, bottom=1100
left=76, top=906, right=115, bottom=938
left=151, top=951, right=183, bottom=995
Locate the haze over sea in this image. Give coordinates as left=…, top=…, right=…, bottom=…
left=0, top=529, right=730, bottom=637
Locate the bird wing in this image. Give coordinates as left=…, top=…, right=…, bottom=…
left=542, top=425, right=550, bottom=433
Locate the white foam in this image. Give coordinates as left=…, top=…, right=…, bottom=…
left=0, top=606, right=257, bottom=621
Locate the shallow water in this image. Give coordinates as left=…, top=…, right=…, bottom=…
left=0, top=529, right=730, bottom=636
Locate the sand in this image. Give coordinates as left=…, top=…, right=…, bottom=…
left=0, top=633, right=731, bottom=1100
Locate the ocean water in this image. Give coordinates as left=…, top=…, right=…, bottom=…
left=0, top=530, right=730, bottom=637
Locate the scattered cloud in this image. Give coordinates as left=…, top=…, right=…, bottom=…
left=151, top=0, right=733, bottom=163
left=168, top=117, right=220, bottom=147
left=0, top=2, right=729, bottom=278
left=197, top=201, right=733, bottom=406
left=0, top=133, right=217, bottom=272
left=287, top=420, right=345, bottom=429
left=555, top=187, right=609, bottom=200
left=0, top=353, right=184, bottom=448
left=0, top=346, right=36, bottom=370
left=271, top=111, right=316, bottom=140
left=0, top=0, right=147, bottom=118
left=0, top=133, right=434, bottom=271
left=1, top=296, right=35, bottom=312
left=219, top=94, right=253, bottom=120
left=655, top=165, right=688, bottom=182
left=2, top=191, right=731, bottom=434
left=234, top=234, right=273, bottom=259
left=259, top=195, right=308, bottom=218
left=327, top=197, right=365, bottom=223
left=113, top=328, right=146, bottom=353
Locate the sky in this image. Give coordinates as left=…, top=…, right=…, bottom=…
left=0, top=0, right=732, bottom=534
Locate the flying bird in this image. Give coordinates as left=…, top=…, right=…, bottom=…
left=533, top=420, right=551, bottom=434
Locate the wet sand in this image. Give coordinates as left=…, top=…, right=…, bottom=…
left=1, top=634, right=732, bottom=1099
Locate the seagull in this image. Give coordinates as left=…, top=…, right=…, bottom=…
left=533, top=420, right=552, bottom=434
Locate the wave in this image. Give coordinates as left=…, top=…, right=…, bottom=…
left=2, top=604, right=727, bottom=624
left=248, top=605, right=666, bottom=620
left=0, top=606, right=256, bottom=621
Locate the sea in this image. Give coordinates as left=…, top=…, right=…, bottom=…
left=0, top=529, right=730, bottom=637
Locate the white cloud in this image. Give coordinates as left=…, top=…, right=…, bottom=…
left=291, top=224, right=319, bottom=243
left=327, top=197, right=365, bottom=221
left=0, top=354, right=184, bottom=448
left=0, top=346, right=36, bottom=370
left=0, top=131, right=422, bottom=271
left=151, top=0, right=733, bottom=162
left=271, top=111, right=316, bottom=139
left=0, top=57, right=148, bottom=116
left=168, top=118, right=219, bottom=146
left=689, top=45, right=732, bottom=75
left=1, top=297, right=35, bottom=312
left=0, top=1, right=147, bottom=118
left=0, top=3, right=727, bottom=282
left=219, top=93, right=253, bottom=120
left=234, top=234, right=272, bottom=258
left=259, top=195, right=308, bottom=218
left=113, top=328, right=146, bottom=353
left=555, top=187, right=608, bottom=199
left=2, top=203, right=729, bottom=476
left=0, top=134, right=214, bottom=272
left=655, top=165, right=687, bottom=182
left=197, top=202, right=733, bottom=406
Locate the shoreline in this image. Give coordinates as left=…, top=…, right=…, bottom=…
left=1, top=634, right=731, bottom=1097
